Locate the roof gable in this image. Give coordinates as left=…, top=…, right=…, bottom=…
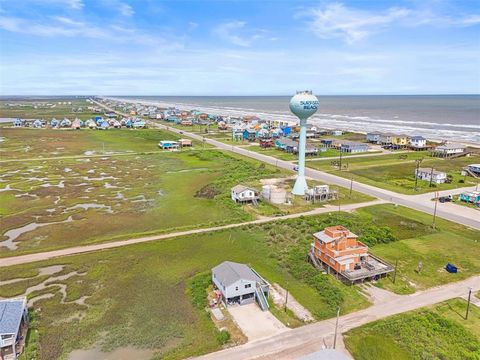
left=212, top=261, right=262, bottom=287
left=0, top=298, right=26, bottom=335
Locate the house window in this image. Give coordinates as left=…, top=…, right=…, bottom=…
left=245, top=284, right=251, bottom=289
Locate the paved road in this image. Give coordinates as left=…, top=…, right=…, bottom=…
left=94, top=99, right=480, bottom=229
left=194, top=275, right=480, bottom=360
left=0, top=200, right=385, bottom=267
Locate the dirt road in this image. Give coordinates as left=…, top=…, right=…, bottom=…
left=0, top=200, right=385, bottom=267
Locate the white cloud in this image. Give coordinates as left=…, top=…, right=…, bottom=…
left=119, top=3, right=134, bottom=17
left=213, top=21, right=252, bottom=47
left=0, top=14, right=169, bottom=46
left=65, top=0, right=83, bottom=9
left=300, top=2, right=480, bottom=44
left=300, top=3, right=410, bottom=43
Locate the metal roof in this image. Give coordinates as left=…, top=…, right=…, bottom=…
left=212, top=261, right=263, bottom=287
left=313, top=230, right=357, bottom=244
left=436, top=143, right=466, bottom=150
left=231, top=185, right=257, bottom=194
left=0, top=297, right=26, bottom=335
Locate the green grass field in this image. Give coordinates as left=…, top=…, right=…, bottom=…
left=0, top=98, right=98, bottom=120
left=306, top=151, right=478, bottom=194
left=0, top=149, right=292, bottom=257
left=0, top=213, right=372, bottom=360
left=360, top=205, right=480, bottom=294
left=2, top=204, right=479, bottom=359
left=0, top=127, right=202, bottom=160
left=344, top=298, right=480, bottom=360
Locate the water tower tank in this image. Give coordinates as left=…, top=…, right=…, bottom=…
left=289, top=91, right=319, bottom=120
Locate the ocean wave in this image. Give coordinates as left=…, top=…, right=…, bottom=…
left=110, top=97, right=480, bottom=144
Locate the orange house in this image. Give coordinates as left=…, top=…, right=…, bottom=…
left=312, top=226, right=369, bottom=273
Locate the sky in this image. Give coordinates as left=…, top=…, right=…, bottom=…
left=0, top=0, right=479, bottom=95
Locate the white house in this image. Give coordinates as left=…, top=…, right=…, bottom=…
left=212, top=261, right=270, bottom=310
left=415, top=167, right=447, bottom=184
left=409, top=136, right=427, bottom=149
left=432, top=143, right=466, bottom=157
left=231, top=185, right=259, bottom=204
left=366, top=132, right=381, bottom=143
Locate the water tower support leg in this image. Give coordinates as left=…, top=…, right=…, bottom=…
left=292, top=119, right=308, bottom=195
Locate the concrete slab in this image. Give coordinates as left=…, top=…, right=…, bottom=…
left=211, top=307, right=225, bottom=321
left=228, top=303, right=287, bottom=341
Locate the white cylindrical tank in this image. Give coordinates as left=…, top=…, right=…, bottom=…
left=262, top=185, right=287, bottom=204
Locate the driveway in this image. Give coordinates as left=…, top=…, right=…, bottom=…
left=228, top=303, right=287, bottom=341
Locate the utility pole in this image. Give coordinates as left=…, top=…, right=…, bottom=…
left=433, top=191, right=438, bottom=230
left=466, top=287, right=472, bottom=320
left=349, top=177, right=353, bottom=197
left=414, top=158, right=423, bottom=191
left=284, top=287, right=289, bottom=312
left=339, top=149, right=343, bottom=171
left=338, top=187, right=341, bottom=213
left=333, top=307, right=340, bottom=349
left=393, top=259, right=398, bottom=284
left=429, top=166, right=435, bottom=188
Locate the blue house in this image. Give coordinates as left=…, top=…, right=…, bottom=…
left=159, top=140, right=179, bottom=150
left=97, top=120, right=110, bottom=130
left=340, top=141, right=369, bottom=153
left=132, top=120, right=146, bottom=128
left=0, top=297, right=29, bottom=359
left=243, top=129, right=256, bottom=141
left=166, top=115, right=179, bottom=122
left=459, top=191, right=480, bottom=205
left=50, top=118, right=59, bottom=128
left=281, top=126, right=291, bottom=136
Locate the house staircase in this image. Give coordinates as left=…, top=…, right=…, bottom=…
left=307, top=246, right=324, bottom=270
left=463, top=167, right=479, bottom=179
left=255, top=284, right=269, bottom=311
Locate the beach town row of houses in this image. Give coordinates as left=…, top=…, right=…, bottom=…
left=100, top=99, right=473, bottom=159
left=366, top=132, right=469, bottom=155
left=12, top=116, right=147, bottom=130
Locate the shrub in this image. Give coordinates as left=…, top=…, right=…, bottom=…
left=188, top=272, right=211, bottom=310
left=216, top=330, right=231, bottom=345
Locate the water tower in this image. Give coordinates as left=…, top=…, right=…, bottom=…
left=290, top=90, right=319, bottom=195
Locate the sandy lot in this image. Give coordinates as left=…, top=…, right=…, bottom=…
left=228, top=303, right=287, bottom=341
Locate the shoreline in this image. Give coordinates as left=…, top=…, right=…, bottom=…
left=106, top=96, right=480, bottom=148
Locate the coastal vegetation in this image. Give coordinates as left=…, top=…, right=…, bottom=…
left=306, top=151, right=478, bottom=194
left=0, top=98, right=98, bottom=120
left=1, top=204, right=479, bottom=359
left=344, top=298, right=480, bottom=360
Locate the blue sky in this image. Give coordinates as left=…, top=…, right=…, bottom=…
left=0, top=0, right=479, bottom=95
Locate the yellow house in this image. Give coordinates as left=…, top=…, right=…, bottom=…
left=391, top=134, right=410, bottom=147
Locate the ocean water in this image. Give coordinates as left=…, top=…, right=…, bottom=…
left=116, top=95, right=480, bottom=144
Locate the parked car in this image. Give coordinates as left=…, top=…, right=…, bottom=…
left=439, top=195, right=453, bottom=203
left=293, top=165, right=299, bottom=171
